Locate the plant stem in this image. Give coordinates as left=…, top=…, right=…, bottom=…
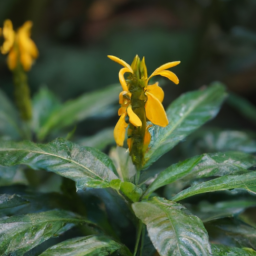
left=134, top=220, right=142, bottom=256
left=135, top=171, right=140, bottom=185
left=139, top=225, right=145, bottom=256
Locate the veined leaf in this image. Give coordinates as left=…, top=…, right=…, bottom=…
left=173, top=171, right=256, bottom=201
left=133, top=197, right=211, bottom=256
left=211, top=244, right=256, bottom=256
left=0, top=194, right=29, bottom=210
left=144, top=152, right=256, bottom=197
left=0, top=138, right=118, bottom=189
left=39, top=235, right=132, bottom=256
left=143, top=83, right=227, bottom=169
left=0, top=209, right=94, bottom=256
left=37, top=84, right=120, bottom=140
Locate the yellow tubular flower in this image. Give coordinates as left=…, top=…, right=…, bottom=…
left=0, top=20, right=38, bottom=71
left=108, top=55, right=180, bottom=151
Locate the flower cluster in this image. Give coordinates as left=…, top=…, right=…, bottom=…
left=0, top=20, right=38, bottom=71
left=108, top=55, right=180, bottom=149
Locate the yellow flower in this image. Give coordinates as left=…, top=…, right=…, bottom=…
left=108, top=55, right=180, bottom=147
left=0, top=20, right=38, bottom=71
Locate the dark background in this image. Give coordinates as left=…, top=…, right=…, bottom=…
left=1, top=0, right=256, bottom=138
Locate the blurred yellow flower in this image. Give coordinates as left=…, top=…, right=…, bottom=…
left=108, top=55, right=180, bottom=147
left=0, top=20, right=38, bottom=71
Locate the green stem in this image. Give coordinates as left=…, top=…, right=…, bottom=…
left=134, top=221, right=142, bottom=256
left=139, top=225, right=145, bottom=256
left=135, top=171, right=140, bottom=185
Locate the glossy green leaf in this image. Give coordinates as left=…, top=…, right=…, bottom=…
left=120, top=182, right=142, bottom=202
left=0, top=138, right=118, bottom=189
left=0, top=194, right=29, bottom=210
left=0, top=165, right=26, bottom=186
left=0, top=89, right=22, bottom=140
left=144, top=151, right=256, bottom=197
left=32, top=87, right=61, bottom=135
left=173, top=171, right=256, bottom=201
left=110, top=147, right=136, bottom=182
left=228, top=93, right=256, bottom=125
left=211, top=244, right=256, bottom=256
left=192, top=200, right=256, bottom=223
left=39, top=235, right=132, bottom=256
left=37, top=84, right=120, bottom=140
left=0, top=209, right=94, bottom=256
left=78, top=128, right=115, bottom=150
left=133, top=197, right=211, bottom=256
left=143, top=83, right=227, bottom=169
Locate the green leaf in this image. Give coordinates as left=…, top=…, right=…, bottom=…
left=182, top=128, right=256, bottom=156
left=0, top=194, right=29, bottom=210
left=32, top=87, right=61, bottom=135
left=143, top=83, right=227, bottom=169
left=144, top=152, right=256, bottom=197
left=39, top=235, right=132, bottom=256
left=120, top=182, right=142, bottom=202
left=78, top=128, right=115, bottom=150
left=110, top=147, right=136, bottom=182
left=228, top=93, right=256, bottom=125
left=211, top=244, right=256, bottom=256
left=0, top=165, right=26, bottom=186
left=173, top=171, right=256, bottom=201
left=132, top=197, right=211, bottom=256
left=0, top=209, right=94, bottom=256
left=0, top=89, right=22, bottom=139
left=0, top=138, right=119, bottom=189
left=191, top=200, right=256, bottom=223
left=37, top=84, right=120, bottom=141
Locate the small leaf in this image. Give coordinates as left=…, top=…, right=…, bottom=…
left=0, top=138, right=119, bottom=189
left=143, top=83, right=227, bottom=169
left=173, top=171, right=256, bottom=201
left=211, top=244, right=256, bottom=256
left=37, top=84, right=120, bottom=140
left=39, top=235, right=132, bottom=256
left=0, top=194, right=29, bottom=210
left=0, top=209, right=94, bottom=256
left=144, top=152, right=256, bottom=197
left=120, top=182, right=142, bottom=202
left=133, top=197, right=211, bottom=256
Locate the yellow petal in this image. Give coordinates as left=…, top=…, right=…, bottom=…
left=149, top=61, right=180, bottom=78
left=114, top=114, right=128, bottom=146
left=1, top=19, right=15, bottom=54
left=119, top=91, right=131, bottom=104
left=127, top=105, right=142, bottom=127
left=118, top=106, right=126, bottom=116
left=143, top=125, right=151, bottom=150
left=155, top=70, right=179, bottom=84
left=108, top=55, right=133, bottom=73
left=146, top=82, right=164, bottom=102
left=20, top=53, right=33, bottom=71
left=7, top=48, right=17, bottom=70
left=145, top=92, right=168, bottom=127
left=119, top=68, right=130, bottom=91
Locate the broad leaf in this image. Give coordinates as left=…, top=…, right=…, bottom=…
left=110, top=147, right=136, bottom=182
left=228, top=93, right=256, bottom=125
left=78, top=128, right=115, bottom=150
left=144, top=152, right=256, bottom=197
left=37, top=84, right=120, bottom=140
left=39, top=235, right=132, bottom=256
left=32, top=87, right=61, bottom=135
left=0, top=194, right=29, bottom=210
left=173, top=171, right=256, bottom=201
left=0, top=138, right=118, bottom=189
left=133, top=197, right=211, bottom=256
left=191, top=200, right=256, bottom=223
left=0, top=209, right=94, bottom=256
left=0, top=89, right=22, bottom=139
left=211, top=244, right=256, bottom=256
left=0, top=165, right=27, bottom=186
left=143, top=83, right=227, bottom=169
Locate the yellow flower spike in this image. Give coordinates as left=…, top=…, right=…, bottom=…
left=114, top=113, right=129, bottom=146
left=108, top=55, right=133, bottom=73
left=145, top=92, right=168, bottom=127
left=149, top=61, right=180, bottom=79
left=127, top=105, right=142, bottom=127
left=119, top=68, right=130, bottom=92
left=1, top=20, right=15, bottom=54
left=146, top=82, right=164, bottom=103
left=155, top=70, right=179, bottom=84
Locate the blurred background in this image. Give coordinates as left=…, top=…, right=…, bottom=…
left=1, top=0, right=256, bottom=159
